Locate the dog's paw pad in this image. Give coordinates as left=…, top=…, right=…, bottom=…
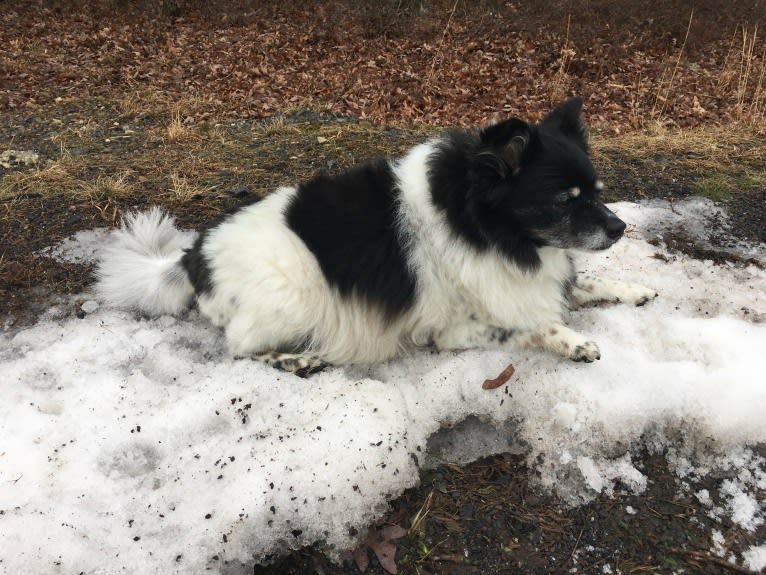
left=295, top=358, right=330, bottom=378
left=571, top=341, right=601, bottom=363
left=253, top=352, right=330, bottom=377
left=634, top=290, right=659, bottom=307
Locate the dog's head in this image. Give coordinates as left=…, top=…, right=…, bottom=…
left=475, top=97, right=625, bottom=254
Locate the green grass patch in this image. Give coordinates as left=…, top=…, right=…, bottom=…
left=693, top=174, right=733, bottom=201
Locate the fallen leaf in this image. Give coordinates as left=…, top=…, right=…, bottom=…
left=353, top=545, right=370, bottom=573
left=482, top=363, right=515, bottom=389
left=354, top=523, right=408, bottom=574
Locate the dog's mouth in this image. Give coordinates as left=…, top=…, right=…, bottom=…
left=594, top=232, right=623, bottom=250
left=570, top=230, right=621, bottom=251
left=532, top=221, right=626, bottom=251
left=581, top=210, right=626, bottom=251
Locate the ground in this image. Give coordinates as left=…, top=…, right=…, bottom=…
left=1, top=1, right=765, bottom=573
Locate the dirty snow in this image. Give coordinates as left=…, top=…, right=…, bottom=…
left=1, top=198, right=765, bottom=574
left=743, top=544, right=766, bottom=572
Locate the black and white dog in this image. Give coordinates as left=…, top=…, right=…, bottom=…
left=97, top=98, right=656, bottom=376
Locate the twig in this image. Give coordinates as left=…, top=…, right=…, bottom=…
left=426, top=0, right=460, bottom=86
left=430, top=552, right=465, bottom=563
left=568, top=526, right=584, bottom=564
left=672, top=548, right=754, bottom=574
left=552, top=14, right=573, bottom=103
left=652, top=9, right=694, bottom=120
left=408, top=489, right=434, bottom=536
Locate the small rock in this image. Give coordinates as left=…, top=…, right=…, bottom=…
left=0, top=149, right=40, bottom=169
left=2, top=315, right=17, bottom=331
left=81, top=301, right=99, bottom=314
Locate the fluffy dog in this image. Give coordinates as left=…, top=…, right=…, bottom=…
left=96, top=98, right=657, bottom=376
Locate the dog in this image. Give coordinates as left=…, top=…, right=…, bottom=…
left=96, top=97, right=657, bottom=376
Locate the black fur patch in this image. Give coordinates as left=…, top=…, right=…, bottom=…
left=181, top=195, right=263, bottom=296
left=487, top=326, right=514, bottom=344
left=285, top=160, right=417, bottom=319
left=427, top=130, right=543, bottom=270
left=181, top=231, right=213, bottom=295
left=428, top=99, right=605, bottom=270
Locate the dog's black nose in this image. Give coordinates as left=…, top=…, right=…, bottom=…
left=606, top=217, right=626, bottom=239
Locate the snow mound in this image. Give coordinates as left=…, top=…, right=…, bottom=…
left=1, top=198, right=765, bottom=574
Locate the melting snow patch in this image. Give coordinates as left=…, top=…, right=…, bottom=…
left=2, top=198, right=765, bottom=573
left=37, top=228, right=114, bottom=264
left=616, top=196, right=766, bottom=262
left=711, top=529, right=726, bottom=557
left=743, top=544, right=766, bottom=572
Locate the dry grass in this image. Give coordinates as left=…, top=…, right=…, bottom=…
left=713, top=25, right=766, bottom=129
left=425, top=0, right=460, bottom=87
left=408, top=489, right=434, bottom=537
left=0, top=154, right=86, bottom=200
left=650, top=18, right=766, bottom=133
left=254, top=114, right=293, bottom=138
left=3, top=83, right=761, bottom=214
left=79, top=172, right=134, bottom=201
left=651, top=11, right=694, bottom=122
left=551, top=14, right=575, bottom=105
left=165, top=108, right=194, bottom=142
left=734, top=26, right=766, bottom=127
left=167, top=172, right=207, bottom=202
left=117, top=91, right=147, bottom=118
left=592, top=122, right=766, bottom=176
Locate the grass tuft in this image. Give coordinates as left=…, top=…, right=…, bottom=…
left=0, top=155, right=84, bottom=200
left=165, top=108, right=197, bottom=142
left=692, top=175, right=732, bottom=201
left=551, top=14, right=575, bottom=104
left=80, top=173, right=134, bottom=202
left=167, top=173, right=206, bottom=202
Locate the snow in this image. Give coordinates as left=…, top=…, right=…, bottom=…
left=1, top=198, right=765, bottom=573
left=711, top=529, right=726, bottom=557
left=743, top=544, right=766, bottom=572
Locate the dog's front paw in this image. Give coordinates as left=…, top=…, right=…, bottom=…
left=615, top=283, right=658, bottom=307
left=570, top=340, right=601, bottom=362
left=524, top=324, right=602, bottom=363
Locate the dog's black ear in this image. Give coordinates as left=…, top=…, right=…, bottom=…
left=541, top=97, right=587, bottom=146
left=479, top=118, right=532, bottom=177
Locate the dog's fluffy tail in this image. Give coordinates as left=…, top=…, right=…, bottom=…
left=96, top=208, right=196, bottom=315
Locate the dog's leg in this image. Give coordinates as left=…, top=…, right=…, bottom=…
left=569, top=276, right=658, bottom=309
left=432, top=322, right=518, bottom=351
left=516, top=324, right=601, bottom=362
left=433, top=321, right=600, bottom=362
left=223, top=310, right=329, bottom=377
left=247, top=352, right=330, bottom=378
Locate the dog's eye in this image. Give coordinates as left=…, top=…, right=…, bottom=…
left=594, top=180, right=604, bottom=192
left=555, top=188, right=580, bottom=204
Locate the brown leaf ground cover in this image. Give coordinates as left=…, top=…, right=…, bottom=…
left=1, top=1, right=766, bottom=574
left=3, top=0, right=766, bottom=131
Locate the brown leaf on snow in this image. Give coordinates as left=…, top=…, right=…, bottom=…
left=482, top=363, right=515, bottom=390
